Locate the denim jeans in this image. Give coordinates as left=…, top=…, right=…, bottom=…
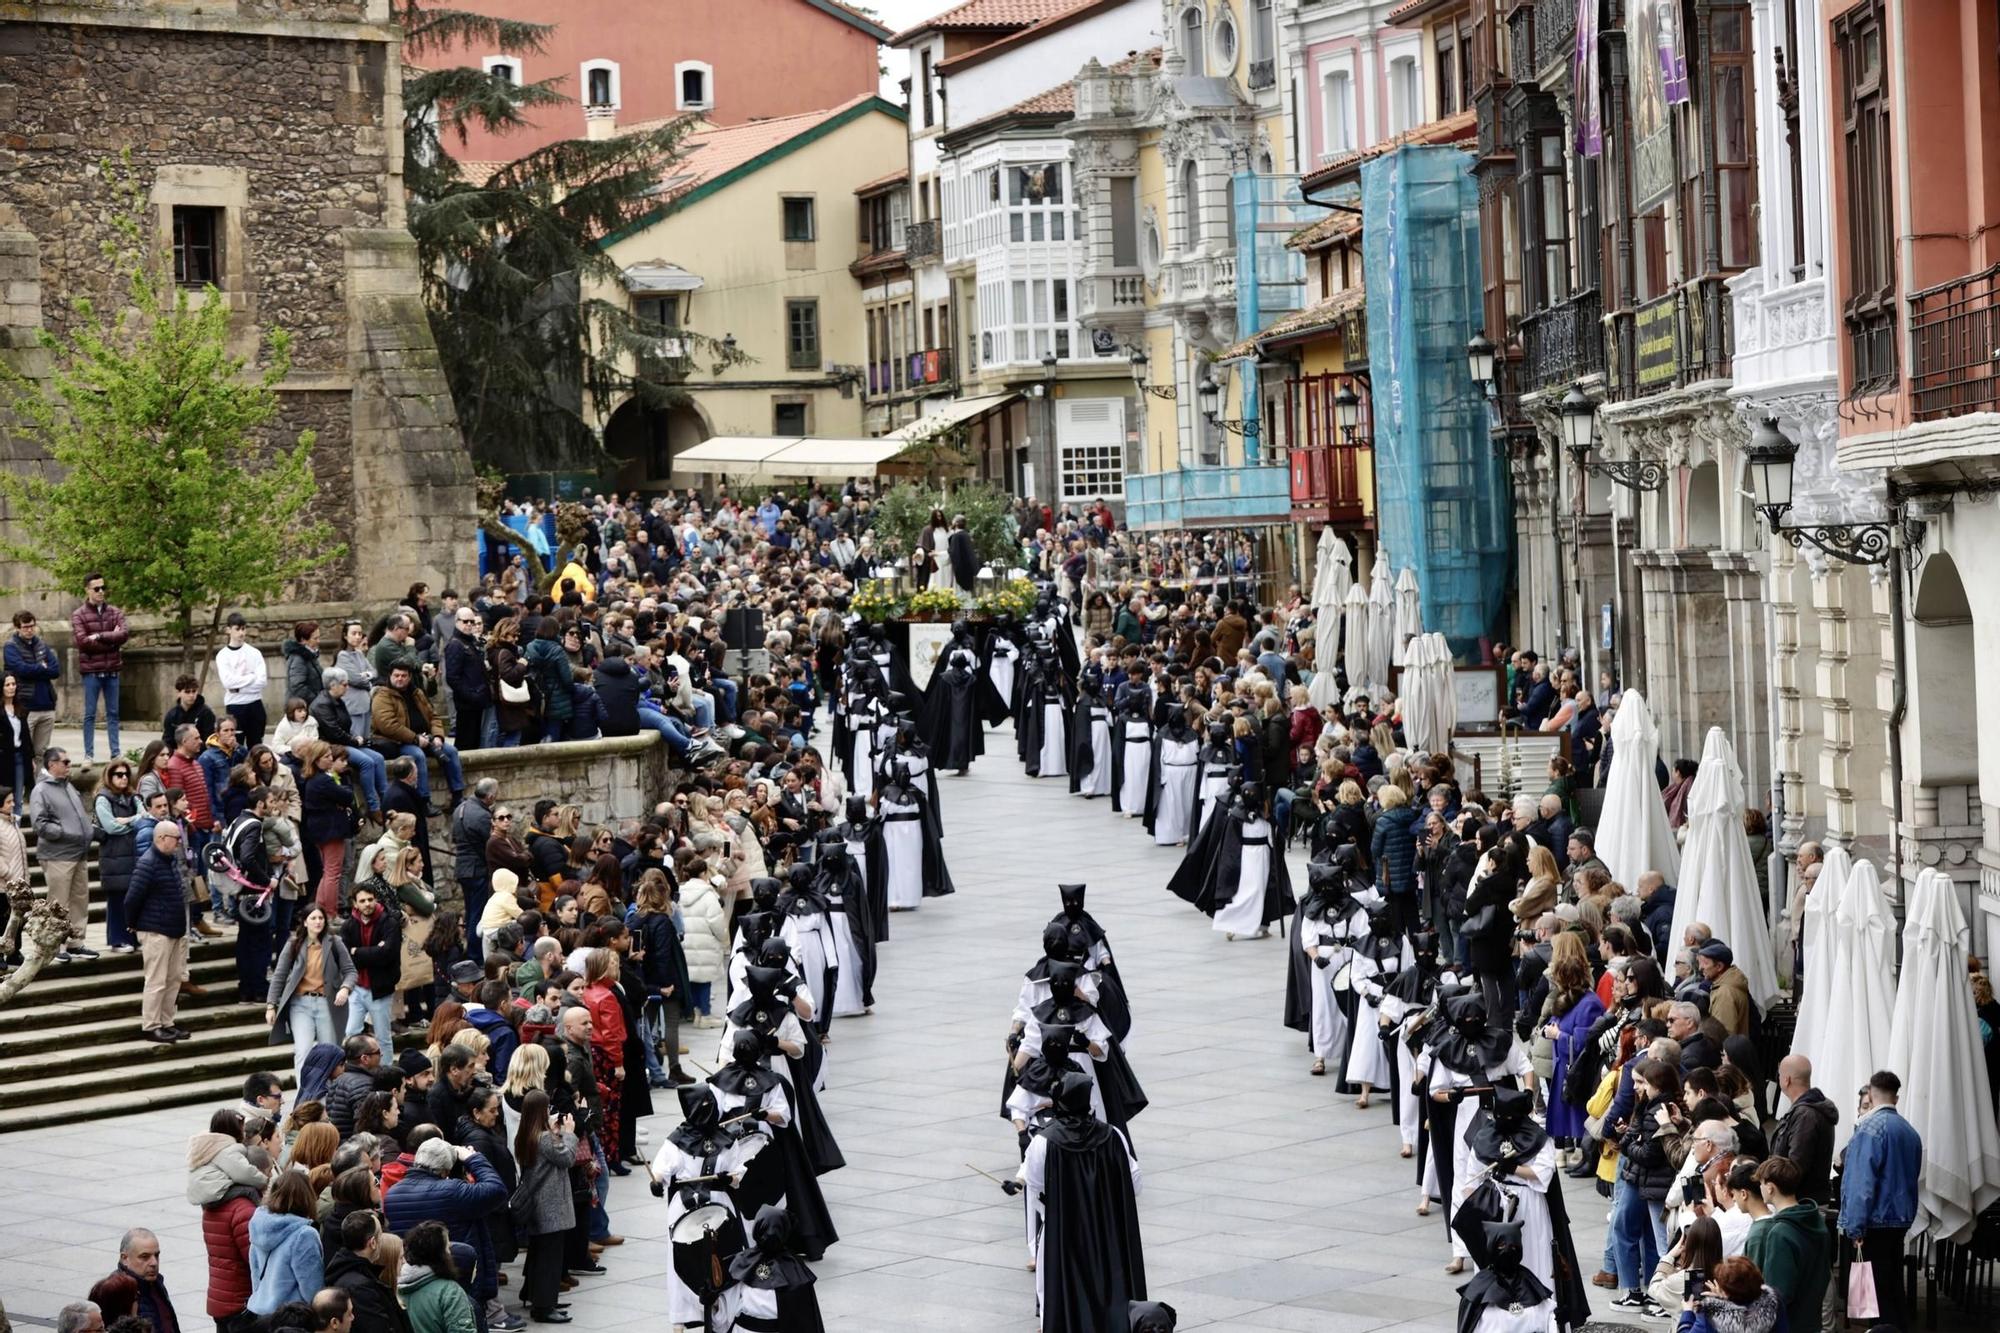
left=481, top=708, right=500, bottom=750
left=495, top=729, right=522, bottom=748
left=542, top=716, right=569, bottom=743
left=711, top=677, right=738, bottom=722
left=288, top=994, right=340, bottom=1074
left=588, top=1138, right=612, bottom=1240
left=396, top=741, right=462, bottom=798
left=689, top=692, right=716, bottom=730
left=1273, top=787, right=1295, bottom=844
left=81, top=673, right=120, bottom=760
left=345, top=983, right=395, bottom=1044
left=637, top=705, right=690, bottom=755
left=1611, top=1176, right=1663, bottom=1288
left=342, top=746, right=388, bottom=811
left=687, top=981, right=712, bottom=1016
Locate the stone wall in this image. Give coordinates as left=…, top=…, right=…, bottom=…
left=0, top=5, right=477, bottom=614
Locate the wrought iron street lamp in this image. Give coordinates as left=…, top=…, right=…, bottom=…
left=1199, top=370, right=1260, bottom=439
left=1744, top=415, right=1897, bottom=565
left=1466, top=334, right=1496, bottom=395
left=1334, top=382, right=1361, bottom=443
left=1561, top=385, right=1665, bottom=492
left=1128, top=347, right=1177, bottom=400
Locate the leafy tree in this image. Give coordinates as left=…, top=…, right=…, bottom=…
left=0, top=160, right=343, bottom=676
left=396, top=0, right=739, bottom=478
left=872, top=481, right=1018, bottom=566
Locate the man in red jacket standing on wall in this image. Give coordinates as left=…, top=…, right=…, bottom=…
left=70, top=573, right=129, bottom=764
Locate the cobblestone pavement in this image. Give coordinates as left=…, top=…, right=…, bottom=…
left=0, top=723, right=1615, bottom=1332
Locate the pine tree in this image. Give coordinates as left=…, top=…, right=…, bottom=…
left=396, top=1, right=735, bottom=476
left=0, top=160, right=343, bottom=676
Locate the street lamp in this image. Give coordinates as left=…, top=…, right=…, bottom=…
left=1129, top=347, right=1176, bottom=400
left=1744, top=414, right=1900, bottom=565
left=1334, top=382, right=1360, bottom=442
left=1560, top=384, right=1665, bottom=492
left=1198, top=370, right=1258, bottom=439
left=1466, top=334, right=1496, bottom=395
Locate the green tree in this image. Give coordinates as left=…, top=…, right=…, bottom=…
left=873, top=481, right=1018, bottom=566
left=396, top=0, right=739, bottom=477
left=0, top=161, right=343, bottom=676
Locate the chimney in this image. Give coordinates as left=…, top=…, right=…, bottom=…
left=585, top=105, right=617, bottom=141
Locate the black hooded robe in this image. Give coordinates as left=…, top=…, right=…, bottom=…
left=814, top=846, right=877, bottom=1008
left=918, top=641, right=984, bottom=772
left=863, top=781, right=955, bottom=901
left=1036, top=1116, right=1146, bottom=1333
left=711, top=1065, right=841, bottom=1263
left=1178, top=805, right=1295, bottom=932
left=1108, top=712, right=1154, bottom=816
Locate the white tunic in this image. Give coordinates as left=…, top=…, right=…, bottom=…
left=877, top=792, right=927, bottom=910
left=648, top=1133, right=765, bottom=1325
left=1037, top=701, right=1069, bottom=777
left=1417, top=1040, right=1537, bottom=1259
left=1018, top=1125, right=1142, bottom=1322
left=1301, top=911, right=1363, bottom=1059
left=1117, top=723, right=1152, bottom=813
left=1478, top=1138, right=1560, bottom=1292
left=1197, top=763, right=1233, bottom=828
left=989, top=641, right=1018, bottom=716
left=1344, top=940, right=1417, bottom=1089
left=825, top=911, right=867, bottom=1017
left=1151, top=737, right=1199, bottom=845
left=1212, top=817, right=1273, bottom=935
left=849, top=716, right=880, bottom=801
left=1076, top=706, right=1112, bottom=797
left=778, top=910, right=837, bottom=1027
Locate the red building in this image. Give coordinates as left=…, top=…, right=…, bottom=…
left=421, top=0, right=891, bottom=160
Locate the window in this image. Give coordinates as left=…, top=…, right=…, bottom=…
left=482, top=56, right=516, bottom=85
left=1435, top=26, right=1458, bottom=117
left=583, top=60, right=619, bottom=108
left=1835, top=0, right=1895, bottom=389
left=1251, top=0, right=1276, bottom=68
left=1710, top=8, right=1758, bottom=271
left=1323, top=70, right=1353, bottom=156
left=786, top=299, right=820, bottom=369
left=675, top=61, right=713, bottom=110
left=1179, top=158, right=1202, bottom=247
left=774, top=401, right=808, bottom=435
left=782, top=196, right=816, bottom=242
left=1778, top=0, right=1807, bottom=279
left=1180, top=8, right=1205, bottom=77
left=634, top=294, right=679, bottom=328
left=1211, top=14, right=1238, bottom=73
left=171, top=206, right=222, bottom=288
left=919, top=49, right=935, bottom=128
left=1058, top=399, right=1127, bottom=501
left=1005, top=163, right=1067, bottom=243
left=1389, top=56, right=1420, bottom=135
left=1110, top=177, right=1139, bottom=267
left=1529, top=131, right=1569, bottom=306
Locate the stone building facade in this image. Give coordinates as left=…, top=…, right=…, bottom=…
left=0, top=0, right=476, bottom=610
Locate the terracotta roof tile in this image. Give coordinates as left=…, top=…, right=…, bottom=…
left=457, top=160, right=509, bottom=188
left=1286, top=211, right=1362, bottom=252
left=936, top=0, right=1129, bottom=72
left=1300, top=109, right=1478, bottom=189
left=940, top=80, right=1076, bottom=143
left=854, top=167, right=911, bottom=196
left=646, top=95, right=881, bottom=199
left=1216, top=288, right=1368, bottom=361
left=890, top=0, right=1081, bottom=43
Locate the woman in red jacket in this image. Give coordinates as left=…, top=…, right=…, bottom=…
left=202, top=1179, right=259, bottom=1329
left=580, top=946, right=628, bottom=1154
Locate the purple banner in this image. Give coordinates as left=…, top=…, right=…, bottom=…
left=1573, top=0, right=1601, bottom=157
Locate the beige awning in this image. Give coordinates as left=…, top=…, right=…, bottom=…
left=673, top=435, right=917, bottom=480
left=884, top=391, right=1019, bottom=439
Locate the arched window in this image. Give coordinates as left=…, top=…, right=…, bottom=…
left=1180, top=8, right=1206, bottom=77
left=675, top=61, right=714, bottom=111
left=582, top=59, right=620, bottom=109
left=1180, top=158, right=1202, bottom=248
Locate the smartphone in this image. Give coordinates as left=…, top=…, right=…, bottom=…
left=1684, top=1269, right=1706, bottom=1302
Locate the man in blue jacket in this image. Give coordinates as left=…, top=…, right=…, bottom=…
left=5, top=610, right=62, bottom=757
left=124, top=822, right=191, bottom=1044
left=1838, top=1069, right=1924, bottom=1331
left=383, top=1138, right=514, bottom=1329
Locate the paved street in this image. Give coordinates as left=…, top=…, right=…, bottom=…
left=0, top=724, right=1611, bottom=1332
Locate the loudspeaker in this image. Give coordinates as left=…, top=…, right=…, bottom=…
left=723, top=606, right=764, bottom=650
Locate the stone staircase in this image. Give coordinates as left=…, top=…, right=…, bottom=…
left=2, top=834, right=291, bottom=1134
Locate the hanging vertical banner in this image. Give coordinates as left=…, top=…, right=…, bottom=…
left=1574, top=0, right=1602, bottom=157
left=1630, top=0, right=1691, bottom=212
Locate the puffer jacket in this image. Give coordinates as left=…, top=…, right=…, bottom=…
left=201, top=1188, right=258, bottom=1319
left=399, top=1264, right=477, bottom=1333
left=523, top=637, right=575, bottom=721
left=679, top=875, right=729, bottom=983
left=71, top=601, right=130, bottom=676
left=1370, top=804, right=1419, bottom=897
left=283, top=639, right=326, bottom=708
left=187, top=1132, right=266, bottom=1206
left=382, top=1155, right=505, bottom=1289
left=1617, top=1094, right=1686, bottom=1201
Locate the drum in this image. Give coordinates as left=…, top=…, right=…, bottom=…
left=670, top=1201, right=733, bottom=1245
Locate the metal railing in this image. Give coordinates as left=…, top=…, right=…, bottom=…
left=1520, top=287, right=1604, bottom=392
left=1533, top=0, right=1577, bottom=78
left=904, top=219, right=940, bottom=260
left=1124, top=463, right=1293, bottom=530
left=1910, top=263, right=2000, bottom=421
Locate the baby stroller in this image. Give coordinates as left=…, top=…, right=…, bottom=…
left=204, top=818, right=286, bottom=926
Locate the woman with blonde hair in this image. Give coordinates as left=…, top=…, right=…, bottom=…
left=447, top=1025, right=491, bottom=1073
left=1511, top=843, right=1562, bottom=926
left=500, top=1039, right=550, bottom=1139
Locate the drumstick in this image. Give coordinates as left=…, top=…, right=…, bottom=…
left=965, top=1162, right=1011, bottom=1186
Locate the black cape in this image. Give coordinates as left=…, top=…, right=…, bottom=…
left=1456, top=1265, right=1553, bottom=1333
left=1068, top=697, right=1112, bottom=796
left=727, top=1235, right=825, bottom=1333
left=978, top=624, right=1024, bottom=727
left=1140, top=729, right=1200, bottom=839
left=1173, top=806, right=1295, bottom=930
left=947, top=528, right=979, bottom=592
left=1461, top=1115, right=1592, bottom=1332
left=1039, top=1116, right=1146, bottom=1333
left=710, top=1065, right=840, bottom=1262
left=813, top=847, right=876, bottom=1008
left=918, top=643, right=985, bottom=772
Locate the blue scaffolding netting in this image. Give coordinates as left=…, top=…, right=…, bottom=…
left=1232, top=173, right=1329, bottom=462
left=1360, top=145, right=1513, bottom=657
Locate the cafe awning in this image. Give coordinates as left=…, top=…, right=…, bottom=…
left=884, top=391, right=1018, bottom=439
left=672, top=435, right=914, bottom=480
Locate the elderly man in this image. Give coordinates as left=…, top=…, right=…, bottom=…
left=32, top=747, right=95, bottom=960
left=371, top=662, right=464, bottom=809
left=1665, top=1000, right=1721, bottom=1071
left=1666, top=1118, right=1741, bottom=1243
left=106, top=1229, right=180, bottom=1333
left=1523, top=794, right=1573, bottom=871
left=55, top=1302, right=104, bottom=1333
left=1695, top=939, right=1753, bottom=1036
left=382, top=1137, right=513, bottom=1329
left=125, top=819, right=190, bottom=1043
left=1769, top=1054, right=1838, bottom=1202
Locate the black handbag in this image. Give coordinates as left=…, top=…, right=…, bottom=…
left=1461, top=900, right=1509, bottom=941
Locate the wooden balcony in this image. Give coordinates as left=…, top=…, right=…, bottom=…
left=1283, top=371, right=1373, bottom=527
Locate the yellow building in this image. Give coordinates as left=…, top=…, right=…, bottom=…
left=588, top=95, right=909, bottom=490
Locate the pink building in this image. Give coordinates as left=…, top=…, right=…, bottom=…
left=421, top=0, right=890, bottom=160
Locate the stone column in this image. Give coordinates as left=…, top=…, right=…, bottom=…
left=1812, top=562, right=1859, bottom=847
left=1770, top=541, right=1808, bottom=860
left=1633, top=549, right=1683, bottom=745
left=1713, top=551, right=1772, bottom=800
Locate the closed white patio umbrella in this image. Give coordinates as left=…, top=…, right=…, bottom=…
left=1341, top=581, right=1370, bottom=691
left=1597, top=690, right=1680, bottom=889
left=1788, top=844, right=1851, bottom=1075
left=1889, top=867, right=2000, bottom=1241
left=1402, top=633, right=1457, bottom=756
left=1308, top=528, right=1352, bottom=710
left=1816, top=855, right=1897, bottom=1153
left=1366, top=555, right=1396, bottom=692
left=1668, top=727, right=1778, bottom=1009
left=1393, top=567, right=1423, bottom=658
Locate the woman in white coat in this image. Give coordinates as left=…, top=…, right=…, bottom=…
left=676, top=854, right=731, bottom=1029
